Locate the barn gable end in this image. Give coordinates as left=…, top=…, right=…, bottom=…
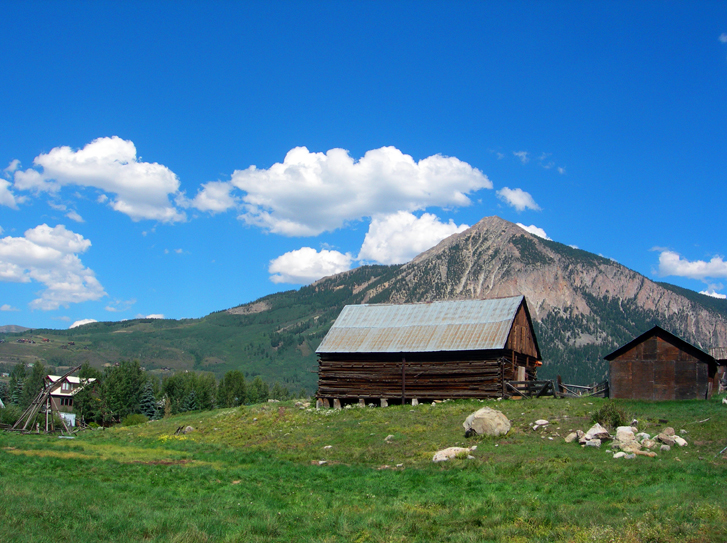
left=605, top=326, right=717, bottom=400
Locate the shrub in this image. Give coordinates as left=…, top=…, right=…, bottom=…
left=591, top=401, right=628, bottom=430
left=0, top=405, right=22, bottom=425
left=121, top=413, right=149, bottom=426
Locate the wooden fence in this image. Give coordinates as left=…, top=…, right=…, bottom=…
left=505, top=379, right=609, bottom=399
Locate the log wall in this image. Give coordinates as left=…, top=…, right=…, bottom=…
left=318, top=351, right=526, bottom=402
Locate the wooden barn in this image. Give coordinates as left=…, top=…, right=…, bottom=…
left=605, top=326, right=719, bottom=400
left=316, top=296, right=541, bottom=405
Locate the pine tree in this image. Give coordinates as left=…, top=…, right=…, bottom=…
left=181, top=390, right=198, bottom=412
left=139, top=381, right=158, bottom=419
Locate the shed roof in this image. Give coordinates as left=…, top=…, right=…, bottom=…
left=604, top=325, right=715, bottom=364
left=316, top=296, right=532, bottom=354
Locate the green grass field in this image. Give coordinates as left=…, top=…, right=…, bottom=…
left=1, top=396, right=726, bottom=542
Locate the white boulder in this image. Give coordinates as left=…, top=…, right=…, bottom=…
left=463, top=407, right=511, bottom=437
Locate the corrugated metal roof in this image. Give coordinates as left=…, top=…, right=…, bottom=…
left=316, top=296, right=524, bottom=354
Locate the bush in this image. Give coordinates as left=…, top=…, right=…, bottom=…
left=0, top=405, right=21, bottom=425
left=591, top=401, right=629, bottom=430
left=121, top=413, right=149, bottom=426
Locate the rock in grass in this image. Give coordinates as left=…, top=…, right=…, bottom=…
left=585, top=439, right=602, bottom=448
left=463, top=407, right=511, bottom=437
left=183, top=426, right=194, bottom=434
left=674, top=436, right=688, bottom=447
left=564, top=432, right=578, bottom=443
left=613, top=452, right=626, bottom=459
left=535, top=419, right=549, bottom=426
left=616, top=426, right=636, bottom=443
left=585, top=423, right=611, bottom=441
left=432, top=447, right=473, bottom=462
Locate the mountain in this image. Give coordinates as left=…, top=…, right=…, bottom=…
left=1, top=216, right=725, bottom=389
left=0, top=325, right=31, bottom=334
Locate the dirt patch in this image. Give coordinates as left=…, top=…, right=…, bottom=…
left=131, top=459, right=193, bottom=465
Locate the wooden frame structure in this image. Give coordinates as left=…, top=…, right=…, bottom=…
left=10, top=365, right=81, bottom=434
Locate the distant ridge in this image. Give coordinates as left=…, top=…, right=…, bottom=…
left=0, top=325, right=31, bottom=334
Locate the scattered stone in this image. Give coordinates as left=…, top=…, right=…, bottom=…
left=619, top=442, right=642, bottom=454
left=323, top=445, right=332, bottom=449
left=642, top=439, right=656, bottom=449
left=411, top=398, right=418, bottom=406
left=675, top=458, right=681, bottom=462
left=660, top=444, right=671, bottom=452
left=585, top=423, right=611, bottom=441
left=674, top=436, right=688, bottom=447
left=253, top=418, right=258, bottom=422
left=616, top=426, right=636, bottom=443
left=333, top=399, right=342, bottom=410
left=380, top=399, right=388, bottom=408
left=662, top=427, right=675, bottom=436
left=467, top=455, right=475, bottom=460
left=535, top=419, right=549, bottom=426
left=432, top=446, right=473, bottom=462
left=624, top=453, right=636, bottom=459
left=183, top=426, right=194, bottom=434
left=657, top=433, right=675, bottom=446
left=533, top=425, right=540, bottom=431
left=268, top=399, right=279, bottom=403
left=564, top=432, right=578, bottom=443
left=463, top=407, right=511, bottom=437
left=634, top=450, right=657, bottom=458
left=631, top=419, right=638, bottom=426
left=613, top=452, right=626, bottom=459
left=384, top=435, right=395, bottom=442
left=396, top=463, right=403, bottom=468
left=318, top=460, right=327, bottom=465
left=680, top=429, right=687, bottom=434
left=635, top=432, right=650, bottom=442
left=585, top=439, right=602, bottom=448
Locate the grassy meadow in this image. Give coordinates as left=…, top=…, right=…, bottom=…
left=1, top=396, right=726, bottom=542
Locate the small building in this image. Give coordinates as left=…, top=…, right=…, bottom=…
left=710, top=347, right=727, bottom=392
left=316, top=296, right=541, bottom=405
left=45, top=374, right=96, bottom=427
left=605, top=326, right=718, bottom=400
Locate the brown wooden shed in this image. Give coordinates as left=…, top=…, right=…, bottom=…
left=316, top=296, right=541, bottom=405
left=605, top=326, right=718, bottom=400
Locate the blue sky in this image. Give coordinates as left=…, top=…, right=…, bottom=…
left=2, top=1, right=726, bottom=329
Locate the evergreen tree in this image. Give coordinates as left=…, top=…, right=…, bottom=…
left=74, top=362, right=103, bottom=425
left=246, top=376, right=269, bottom=404
left=217, top=370, right=246, bottom=407
left=181, top=390, right=198, bottom=412
left=21, top=362, right=46, bottom=409
left=9, top=363, right=26, bottom=406
left=139, top=380, right=158, bottom=419
left=101, top=360, right=147, bottom=421
left=0, top=381, right=9, bottom=404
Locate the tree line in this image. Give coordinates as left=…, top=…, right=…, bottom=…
left=0, top=361, right=303, bottom=426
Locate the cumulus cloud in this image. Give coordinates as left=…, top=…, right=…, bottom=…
left=720, top=33, right=727, bottom=43
left=13, top=136, right=185, bottom=223
left=517, top=223, right=551, bottom=240
left=0, top=304, right=19, bottom=311
left=358, top=212, right=469, bottom=265
left=0, top=224, right=106, bottom=310
left=657, top=250, right=727, bottom=281
left=0, top=179, right=18, bottom=209
left=70, top=318, right=97, bottom=329
left=557, top=167, right=566, bottom=175
left=187, top=181, right=239, bottom=213
left=205, top=146, right=491, bottom=237
left=269, top=247, right=354, bottom=284
left=497, top=187, right=541, bottom=212
left=701, top=289, right=727, bottom=299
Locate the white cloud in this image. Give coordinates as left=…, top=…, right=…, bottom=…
left=0, top=179, right=18, bottom=209
left=0, top=304, right=19, bottom=311
left=358, top=212, right=469, bottom=265
left=513, top=151, right=529, bottom=164
left=657, top=250, right=727, bottom=281
left=4, top=159, right=20, bottom=177
left=0, top=224, right=106, bottom=310
left=145, top=314, right=164, bottom=319
left=497, top=187, right=541, bottom=211
left=701, top=289, right=727, bottom=299
left=516, top=223, right=551, bottom=240
left=13, top=136, right=185, bottom=223
left=187, top=181, right=238, bottom=213
left=66, top=210, right=84, bottom=223
left=269, top=247, right=353, bottom=284
left=719, top=33, right=727, bottom=43
left=214, top=146, right=491, bottom=237
left=70, top=318, right=97, bottom=329
left=557, top=167, right=566, bottom=175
